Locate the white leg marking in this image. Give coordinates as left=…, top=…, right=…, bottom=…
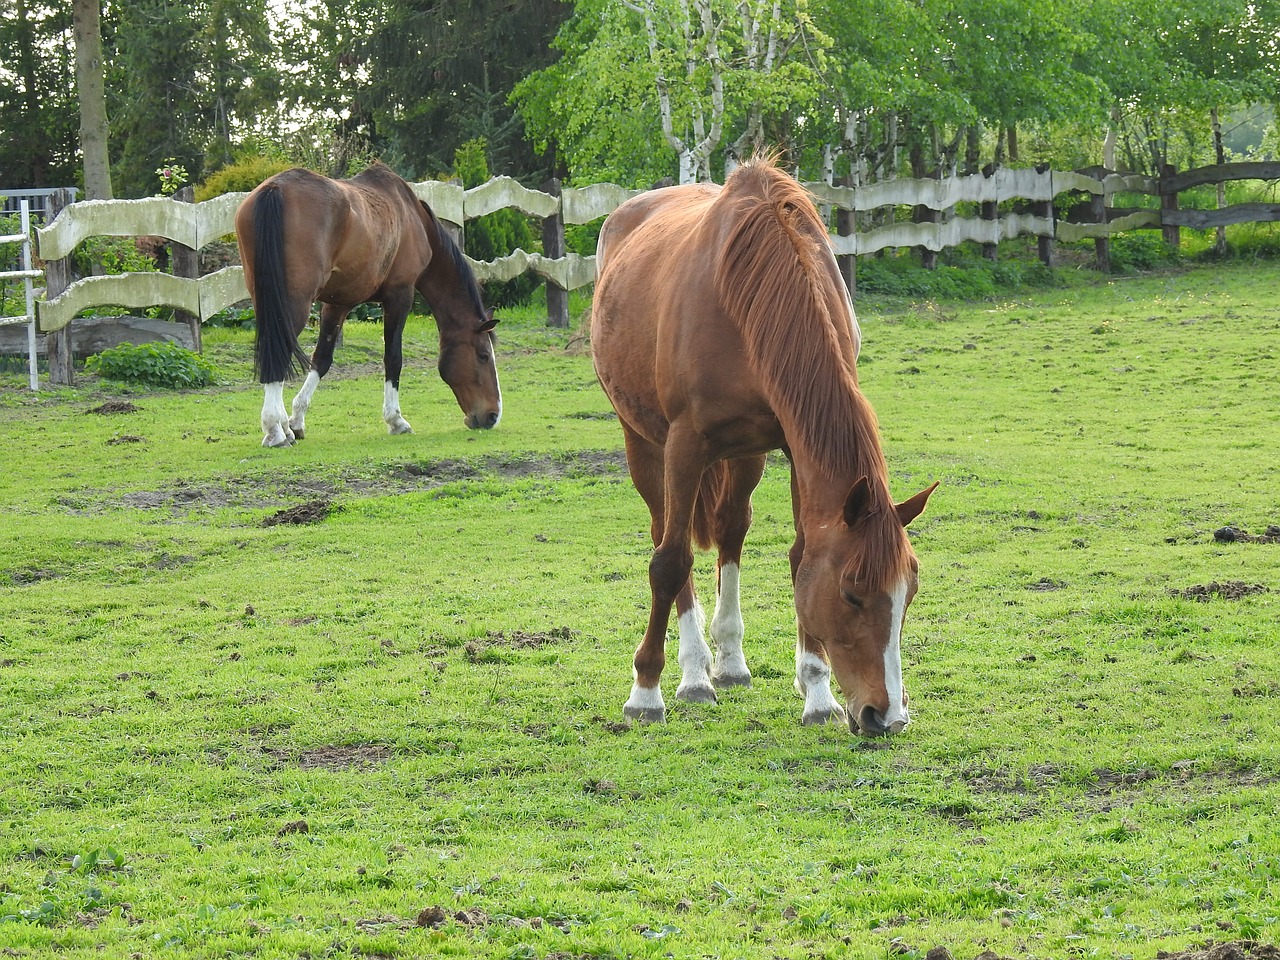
left=796, top=645, right=845, bottom=726
left=384, top=381, right=413, bottom=434
left=623, top=682, right=666, bottom=722
left=674, top=603, right=716, bottom=703
left=710, top=563, right=750, bottom=687
left=881, top=578, right=910, bottom=733
left=289, top=370, right=320, bottom=435
left=261, top=382, right=295, bottom=447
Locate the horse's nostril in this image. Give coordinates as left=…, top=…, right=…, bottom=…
left=857, top=704, right=889, bottom=737
left=486, top=411, right=499, bottom=428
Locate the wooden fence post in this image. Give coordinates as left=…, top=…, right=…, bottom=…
left=541, top=178, right=569, bottom=328
left=835, top=172, right=856, bottom=297
left=44, top=189, right=75, bottom=386
left=1036, top=163, right=1054, bottom=268
left=171, top=185, right=202, bottom=352
left=1159, top=163, right=1181, bottom=250
left=1091, top=174, right=1111, bottom=274
left=980, top=163, right=998, bottom=262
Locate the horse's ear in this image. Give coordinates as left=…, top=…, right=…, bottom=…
left=842, top=476, right=874, bottom=528
left=479, top=309, right=498, bottom=333
left=896, top=481, right=938, bottom=527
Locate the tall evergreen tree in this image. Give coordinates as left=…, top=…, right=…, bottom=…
left=364, top=0, right=572, bottom=180
left=0, top=0, right=77, bottom=189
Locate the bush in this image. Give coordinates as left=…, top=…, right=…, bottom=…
left=85, top=342, right=220, bottom=389
left=195, top=155, right=296, bottom=201
left=1107, top=233, right=1178, bottom=272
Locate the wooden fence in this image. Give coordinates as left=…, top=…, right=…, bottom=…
left=15, top=160, right=1280, bottom=386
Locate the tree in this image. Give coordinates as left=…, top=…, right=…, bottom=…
left=73, top=0, right=113, bottom=198
left=516, top=0, right=824, bottom=185
left=0, top=0, right=78, bottom=189
left=364, top=0, right=572, bottom=180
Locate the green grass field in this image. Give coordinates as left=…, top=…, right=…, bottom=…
left=1, top=262, right=1277, bottom=960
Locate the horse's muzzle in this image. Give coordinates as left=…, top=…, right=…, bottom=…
left=466, top=411, right=500, bottom=430
left=850, top=703, right=908, bottom=737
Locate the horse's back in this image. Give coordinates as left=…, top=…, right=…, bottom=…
left=236, top=163, right=428, bottom=307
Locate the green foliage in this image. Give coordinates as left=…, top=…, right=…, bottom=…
left=71, top=237, right=160, bottom=279
left=857, top=249, right=1060, bottom=299
left=454, top=139, right=539, bottom=308
left=194, top=154, right=295, bottom=201
left=1107, top=233, right=1179, bottom=272
left=84, top=342, right=220, bottom=389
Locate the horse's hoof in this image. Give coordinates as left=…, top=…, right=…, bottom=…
left=712, top=671, right=752, bottom=689
left=801, top=706, right=847, bottom=727
left=290, top=426, right=305, bottom=440
left=623, top=704, right=666, bottom=723
left=262, top=432, right=293, bottom=448
left=387, top=417, right=413, bottom=435
left=675, top=683, right=718, bottom=705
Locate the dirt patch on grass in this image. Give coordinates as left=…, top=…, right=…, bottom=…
left=463, top=627, right=576, bottom=661
left=1174, top=581, right=1269, bottom=601
left=85, top=449, right=628, bottom=516
left=261, top=499, right=334, bottom=526
left=1213, top=525, right=1280, bottom=544
left=263, top=743, right=391, bottom=771
left=1157, top=943, right=1280, bottom=960
left=86, top=400, right=141, bottom=415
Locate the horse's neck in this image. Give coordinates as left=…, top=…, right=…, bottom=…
left=789, top=444, right=890, bottom=530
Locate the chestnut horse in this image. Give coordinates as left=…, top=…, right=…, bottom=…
left=235, top=162, right=501, bottom=447
left=591, top=158, right=937, bottom=736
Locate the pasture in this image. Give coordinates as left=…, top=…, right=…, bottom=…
left=1, top=261, right=1277, bottom=960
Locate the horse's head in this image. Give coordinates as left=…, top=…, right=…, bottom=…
left=794, top=477, right=937, bottom=737
left=438, top=310, right=502, bottom=429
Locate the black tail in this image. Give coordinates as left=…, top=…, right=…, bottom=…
left=252, top=184, right=310, bottom=383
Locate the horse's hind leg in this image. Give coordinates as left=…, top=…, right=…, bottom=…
left=709, top=455, right=766, bottom=689
left=288, top=302, right=349, bottom=440
left=380, top=288, right=414, bottom=434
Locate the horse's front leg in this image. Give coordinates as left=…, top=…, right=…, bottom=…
left=287, top=303, right=349, bottom=440
left=261, top=382, right=295, bottom=447
left=381, top=289, right=413, bottom=435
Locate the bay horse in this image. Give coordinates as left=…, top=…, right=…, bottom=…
left=591, top=158, right=937, bottom=736
left=235, top=162, right=501, bottom=447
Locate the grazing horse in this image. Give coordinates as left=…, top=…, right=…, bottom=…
left=235, top=162, right=502, bottom=447
left=591, top=158, right=937, bottom=736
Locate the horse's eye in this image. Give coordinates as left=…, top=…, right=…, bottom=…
left=478, top=351, right=491, bottom=363
left=842, top=590, right=864, bottom=609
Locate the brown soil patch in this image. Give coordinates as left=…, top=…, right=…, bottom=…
left=1174, top=581, right=1269, bottom=602
left=261, top=499, right=334, bottom=526
left=463, top=626, right=575, bottom=661
left=86, top=400, right=140, bottom=414
left=87, top=449, right=629, bottom=517
left=107, top=434, right=144, bottom=445
left=263, top=743, right=391, bottom=771
left=1157, top=943, right=1280, bottom=960
left=1213, top=525, right=1280, bottom=544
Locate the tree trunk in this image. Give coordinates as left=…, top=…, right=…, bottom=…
left=73, top=0, right=113, bottom=199
left=1211, top=107, right=1227, bottom=256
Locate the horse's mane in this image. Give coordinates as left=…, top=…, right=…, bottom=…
left=414, top=199, right=489, bottom=321
left=712, top=160, right=908, bottom=587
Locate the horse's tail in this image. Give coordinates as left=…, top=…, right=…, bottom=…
left=251, top=183, right=310, bottom=383
left=691, top=460, right=731, bottom=551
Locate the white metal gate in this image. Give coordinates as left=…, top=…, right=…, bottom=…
left=0, top=200, right=41, bottom=390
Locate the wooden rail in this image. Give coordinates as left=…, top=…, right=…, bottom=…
left=25, top=161, right=1280, bottom=364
